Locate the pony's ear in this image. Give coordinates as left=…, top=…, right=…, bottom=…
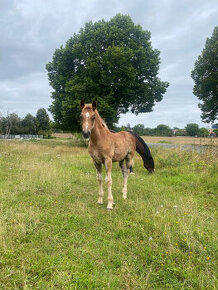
left=92, top=101, right=97, bottom=111
left=80, top=100, right=85, bottom=109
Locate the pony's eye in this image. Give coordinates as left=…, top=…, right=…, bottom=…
left=91, top=115, right=96, bottom=120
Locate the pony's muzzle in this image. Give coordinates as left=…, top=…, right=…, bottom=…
left=82, top=131, right=90, bottom=140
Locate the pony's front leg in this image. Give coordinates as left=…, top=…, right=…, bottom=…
left=94, top=162, right=104, bottom=205
left=119, top=160, right=129, bottom=199
left=105, top=158, right=113, bottom=210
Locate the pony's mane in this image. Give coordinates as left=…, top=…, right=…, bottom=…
left=95, top=110, right=109, bottom=130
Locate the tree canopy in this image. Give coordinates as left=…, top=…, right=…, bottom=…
left=22, top=113, right=37, bottom=134
left=36, top=108, right=50, bottom=134
left=185, top=123, right=199, bottom=136
left=0, top=113, right=21, bottom=135
left=46, top=14, right=169, bottom=131
left=133, top=124, right=146, bottom=136
left=155, top=124, right=173, bottom=136
left=191, top=26, right=218, bottom=124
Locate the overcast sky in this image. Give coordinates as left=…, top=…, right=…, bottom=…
left=0, top=0, right=217, bottom=128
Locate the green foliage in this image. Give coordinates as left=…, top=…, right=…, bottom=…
left=0, top=116, right=9, bottom=134
left=21, top=113, right=37, bottom=134
left=7, top=114, right=22, bottom=134
left=198, top=128, right=209, bottom=137
left=185, top=123, right=199, bottom=136
left=143, top=128, right=155, bottom=136
left=133, top=123, right=145, bottom=135
left=36, top=108, right=50, bottom=135
left=111, top=124, right=121, bottom=132
left=191, top=26, right=218, bottom=123
left=132, top=124, right=172, bottom=136
left=46, top=14, right=169, bottom=131
left=175, top=129, right=186, bottom=136
left=0, top=110, right=51, bottom=136
left=213, top=128, right=218, bottom=136
left=155, top=124, right=173, bottom=136
left=0, top=113, right=22, bottom=135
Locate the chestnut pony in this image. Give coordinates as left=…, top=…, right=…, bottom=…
left=80, top=101, right=154, bottom=210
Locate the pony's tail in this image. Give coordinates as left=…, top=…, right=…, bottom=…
left=128, top=131, right=154, bottom=173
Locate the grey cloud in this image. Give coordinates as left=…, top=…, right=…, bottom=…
left=0, top=72, right=51, bottom=116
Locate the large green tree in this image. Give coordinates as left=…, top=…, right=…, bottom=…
left=191, top=26, right=218, bottom=124
left=46, top=14, right=169, bottom=131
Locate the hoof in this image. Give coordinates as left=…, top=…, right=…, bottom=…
left=107, top=207, right=113, bottom=211
left=123, top=196, right=127, bottom=200
left=97, top=202, right=103, bottom=205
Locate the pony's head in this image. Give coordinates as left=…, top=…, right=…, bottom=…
left=80, top=100, right=97, bottom=140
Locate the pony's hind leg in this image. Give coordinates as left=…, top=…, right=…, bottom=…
left=129, top=158, right=134, bottom=174
left=105, top=158, right=113, bottom=210
left=94, top=162, right=104, bottom=205
left=119, top=160, right=129, bottom=200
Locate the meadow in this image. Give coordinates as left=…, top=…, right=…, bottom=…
left=142, top=136, right=218, bottom=146
left=0, top=138, right=217, bottom=289
left=52, top=134, right=218, bottom=146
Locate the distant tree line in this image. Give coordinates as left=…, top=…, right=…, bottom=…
left=0, top=108, right=216, bottom=138
left=114, top=123, right=216, bottom=137
left=0, top=108, right=51, bottom=136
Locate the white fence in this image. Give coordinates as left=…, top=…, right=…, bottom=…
left=0, top=135, right=43, bottom=140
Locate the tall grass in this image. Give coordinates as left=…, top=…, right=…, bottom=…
left=0, top=139, right=217, bottom=289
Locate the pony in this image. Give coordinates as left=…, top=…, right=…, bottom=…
left=80, top=101, right=154, bottom=210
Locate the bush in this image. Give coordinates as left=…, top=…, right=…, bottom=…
left=133, top=124, right=145, bottom=135
left=175, top=129, right=186, bottom=136
left=213, top=129, right=218, bottom=136
left=198, top=128, right=209, bottom=137
left=154, top=124, right=173, bottom=137
left=185, top=123, right=199, bottom=136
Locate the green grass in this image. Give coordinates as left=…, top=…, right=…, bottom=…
left=0, top=139, right=217, bottom=289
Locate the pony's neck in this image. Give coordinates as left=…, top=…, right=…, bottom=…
left=90, top=110, right=109, bottom=143
left=96, top=110, right=109, bottom=130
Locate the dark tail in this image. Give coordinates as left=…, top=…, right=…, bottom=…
left=128, top=131, right=154, bottom=173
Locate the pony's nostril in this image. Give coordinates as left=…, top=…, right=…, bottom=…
left=82, top=131, right=90, bottom=139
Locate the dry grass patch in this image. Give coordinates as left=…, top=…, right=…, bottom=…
left=142, top=136, right=218, bottom=146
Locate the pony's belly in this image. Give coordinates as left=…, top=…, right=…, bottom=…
left=112, top=151, right=127, bottom=162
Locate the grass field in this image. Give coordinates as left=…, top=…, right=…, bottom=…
left=0, top=139, right=217, bottom=289
left=143, top=136, right=218, bottom=146
left=52, top=133, right=218, bottom=146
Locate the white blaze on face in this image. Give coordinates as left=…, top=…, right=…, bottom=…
left=85, top=112, right=90, bottom=130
